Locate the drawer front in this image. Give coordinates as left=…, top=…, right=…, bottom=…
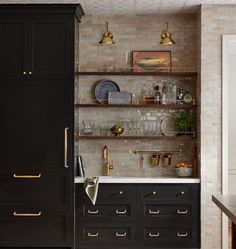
left=144, top=204, right=193, bottom=218
left=0, top=172, right=69, bottom=205
left=77, top=199, right=136, bottom=220
left=77, top=222, right=136, bottom=246
left=139, top=184, right=199, bottom=201
left=78, top=184, right=136, bottom=199
left=0, top=206, right=70, bottom=247
left=142, top=225, right=199, bottom=248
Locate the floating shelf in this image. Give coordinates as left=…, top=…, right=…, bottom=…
left=75, top=103, right=197, bottom=109
left=76, top=71, right=198, bottom=77
left=75, top=135, right=196, bottom=141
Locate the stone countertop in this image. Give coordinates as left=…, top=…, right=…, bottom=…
left=75, top=176, right=200, bottom=184
left=212, top=195, right=236, bottom=224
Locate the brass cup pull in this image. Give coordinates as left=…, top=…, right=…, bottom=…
left=13, top=211, right=41, bottom=217
left=116, top=209, right=127, bottom=215
left=116, top=232, right=127, bottom=237
left=88, top=209, right=99, bottom=214
left=177, top=232, right=188, bottom=237
left=149, top=209, right=160, bottom=214
left=13, top=173, right=41, bottom=179
left=88, top=232, right=98, bottom=237
left=177, top=209, right=188, bottom=214
left=149, top=232, right=160, bottom=237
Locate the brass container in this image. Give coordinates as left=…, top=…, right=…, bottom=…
left=110, top=126, right=124, bottom=137
left=151, top=154, right=160, bottom=166
left=163, top=154, right=172, bottom=166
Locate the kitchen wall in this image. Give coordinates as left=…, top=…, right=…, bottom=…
left=75, top=14, right=198, bottom=177
left=199, top=4, right=236, bottom=249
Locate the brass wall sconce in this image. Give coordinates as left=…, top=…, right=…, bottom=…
left=160, top=22, right=176, bottom=45
left=99, top=22, right=115, bottom=44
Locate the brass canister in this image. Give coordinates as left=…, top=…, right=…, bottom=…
left=151, top=154, right=160, bottom=166
left=163, top=154, right=172, bottom=166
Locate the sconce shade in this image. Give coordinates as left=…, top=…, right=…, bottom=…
left=99, top=22, right=115, bottom=44
left=160, top=22, right=175, bottom=45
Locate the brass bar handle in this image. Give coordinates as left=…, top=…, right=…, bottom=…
left=87, top=232, right=98, bottom=237
left=149, top=232, right=160, bottom=237
left=177, top=232, right=188, bottom=237
left=177, top=209, right=188, bottom=214
left=116, top=209, right=127, bottom=215
left=13, top=173, right=41, bottom=179
left=13, top=211, right=41, bottom=217
left=149, top=209, right=160, bottom=214
left=115, top=232, right=127, bottom=237
left=88, top=209, right=99, bottom=214
left=64, top=127, right=69, bottom=168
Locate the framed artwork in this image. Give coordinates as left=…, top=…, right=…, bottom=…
left=132, top=51, right=171, bottom=72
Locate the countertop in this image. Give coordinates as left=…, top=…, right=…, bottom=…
left=212, top=194, right=236, bottom=224
left=75, top=176, right=200, bottom=184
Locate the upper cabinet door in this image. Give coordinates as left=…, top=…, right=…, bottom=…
left=0, top=18, right=28, bottom=80
left=28, top=17, right=74, bottom=80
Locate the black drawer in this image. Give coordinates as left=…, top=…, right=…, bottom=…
left=139, top=184, right=198, bottom=202
left=78, top=184, right=136, bottom=199
left=0, top=205, right=70, bottom=247
left=77, top=222, right=137, bottom=246
left=77, top=199, right=136, bottom=221
left=142, top=225, right=199, bottom=248
left=0, top=172, right=69, bottom=205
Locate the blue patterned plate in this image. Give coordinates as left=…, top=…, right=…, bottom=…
left=95, top=80, right=120, bottom=104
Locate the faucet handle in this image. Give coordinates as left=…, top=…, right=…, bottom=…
left=109, top=160, right=114, bottom=169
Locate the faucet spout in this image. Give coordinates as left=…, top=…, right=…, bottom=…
left=103, top=145, right=113, bottom=176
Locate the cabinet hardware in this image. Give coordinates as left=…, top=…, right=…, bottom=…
left=88, top=232, right=98, bottom=237
left=115, top=232, right=127, bottom=237
left=64, top=127, right=69, bottom=168
left=181, top=191, right=185, bottom=195
left=28, top=71, right=32, bottom=75
left=152, top=191, right=157, bottom=195
left=148, top=209, right=160, bottom=214
left=88, top=209, right=99, bottom=214
left=23, top=71, right=26, bottom=75
left=119, top=191, right=123, bottom=195
left=13, top=211, right=41, bottom=217
left=177, top=232, right=188, bottom=237
left=177, top=209, right=188, bottom=214
left=116, top=209, right=127, bottom=214
left=149, top=232, right=160, bottom=237
left=13, top=173, right=41, bottom=179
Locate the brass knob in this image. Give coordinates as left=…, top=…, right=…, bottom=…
left=29, top=71, right=32, bottom=75
left=153, top=191, right=157, bottom=195
left=181, top=191, right=185, bottom=195
left=23, top=71, right=26, bottom=75
left=119, top=191, right=123, bottom=195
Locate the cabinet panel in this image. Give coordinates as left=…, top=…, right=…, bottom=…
left=0, top=82, right=72, bottom=171
left=0, top=172, right=69, bottom=205
left=0, top=206, right=70, bottom=247
left=0, top=18, right=27, bottom=80
left=29, top=17, right=73, bottom=79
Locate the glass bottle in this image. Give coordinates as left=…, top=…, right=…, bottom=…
left=154, top=85, right=161, bottom=104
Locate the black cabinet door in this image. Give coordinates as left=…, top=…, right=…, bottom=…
left=0, top=18, right=28, bottom=80
left=0, top=80, right=72, bottom=172
left=28, top=17, right=74, bottom=80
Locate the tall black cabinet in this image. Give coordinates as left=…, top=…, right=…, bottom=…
left=0, top=5, right=83, bottom=248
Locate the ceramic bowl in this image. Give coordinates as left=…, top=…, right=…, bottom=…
left=176, top=166, right=193, bottom=177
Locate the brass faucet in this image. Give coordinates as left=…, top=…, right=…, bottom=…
left=103, top=145, right=113, bottom=176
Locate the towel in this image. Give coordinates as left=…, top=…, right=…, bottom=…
left=84, top=176, right=100, bottom=205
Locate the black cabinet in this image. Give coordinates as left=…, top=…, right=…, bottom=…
left=76, top=183, right=200, bottom=249
left=0, top=4, right=84, bottom=248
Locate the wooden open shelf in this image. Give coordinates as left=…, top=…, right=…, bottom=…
left=76, top=71, right=198, bottom=76
left=75, top=135, right=196, bottom=141
left=75, top=103, right=197, bottom=109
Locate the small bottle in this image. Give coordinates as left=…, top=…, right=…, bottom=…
left=161, top=85, right=167, bottom=105
left=154, top=85, right=161, bottom=104
left=177, top=87, right=184, bottom=104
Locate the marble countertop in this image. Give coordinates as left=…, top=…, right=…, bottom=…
left=212, top=195, right=236, bottom=224
left=75, top=176, right=200, bottom=184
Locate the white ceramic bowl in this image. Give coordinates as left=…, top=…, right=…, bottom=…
left=176, top=167, right=193, bottom=177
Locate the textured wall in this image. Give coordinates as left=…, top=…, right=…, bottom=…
left=200, top=4, right=236, bottom=249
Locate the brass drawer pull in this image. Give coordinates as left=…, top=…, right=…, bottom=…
left=177, top=209, right=188, bottom=214
left=116, top=209, right=127, bottom=214
left=13, top=211, right=41, bottom=217
left=116, top=232, right=127, bottom=237
left=177, top=232, right=188, bottom=237
left=149, top=232, right=160, bottom=237
left=64, top=127, right=69, bottom=168
left=149, top=209, right=160, bottom=214
left=88, top=232, right=98, bottom=237
left=88, top=209, right=99, bottom=214
left=13, top=173, right=41, bottom=179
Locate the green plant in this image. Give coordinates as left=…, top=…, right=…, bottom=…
left=175, top=111, right=192, bottom=130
